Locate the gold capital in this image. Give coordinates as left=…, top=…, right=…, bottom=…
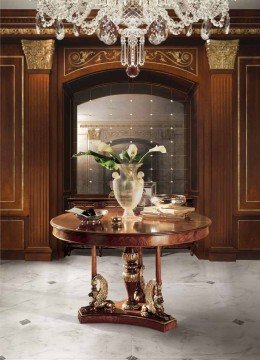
left=206, top=40, right=239, bottom=70
left=88, top=128, right=101, bottom=140
left=22, top=39, right=55, bottom=70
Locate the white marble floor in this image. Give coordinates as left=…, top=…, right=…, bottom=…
left=0, top=249, right=260, bottom=360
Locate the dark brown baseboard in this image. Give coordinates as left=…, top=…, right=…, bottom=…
left=208, top=252, right=237, bottom=261
left=24, top=246, right=52, bottom=261
left=207, top=248, right=260, bottom=261
left=0, top=249, right=25, bottom=260
left=236, top=250, right=260, bottom=260
left=206, top=247, right=237, bottom=261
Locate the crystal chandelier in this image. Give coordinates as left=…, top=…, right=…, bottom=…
left=35, top=1, right=232, bottom=77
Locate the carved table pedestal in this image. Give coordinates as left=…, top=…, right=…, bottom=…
left=51, top=210, right=211, bottom=332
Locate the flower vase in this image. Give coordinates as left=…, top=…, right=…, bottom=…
left=113, top=164, right=144, bottom=221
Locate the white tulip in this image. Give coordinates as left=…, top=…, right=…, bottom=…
left=97, top=141, right=113, bottom=153
left=149, top=145, right=167, bottom=153
left=127, top=144, right=138, bottom=158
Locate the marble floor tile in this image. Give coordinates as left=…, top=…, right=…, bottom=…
left=0, top=251, right=260, bottom=360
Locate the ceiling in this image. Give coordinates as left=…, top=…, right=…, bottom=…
left=1, top=0, right=260, bottom=9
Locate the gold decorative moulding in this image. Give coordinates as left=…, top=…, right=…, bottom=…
left=22, top=39, right=55, bottom=70
left=64, top=47, right=197, bottom=76
left=206, top=39, right=239, bottom=70
left=87, top=128, right=101, bottom=140
left=1, top=27, right=260, bottom=37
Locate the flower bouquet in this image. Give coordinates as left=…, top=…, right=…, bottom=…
left=73, top=143, right=167, bottom=221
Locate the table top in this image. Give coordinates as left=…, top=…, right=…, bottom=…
left=50, top=209, right=211, bottom=247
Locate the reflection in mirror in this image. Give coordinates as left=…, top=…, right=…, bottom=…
left=76, top=85, right=186, bottom=195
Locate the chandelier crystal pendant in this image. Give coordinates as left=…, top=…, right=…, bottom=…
left=35, top=0, right=233, bottom=78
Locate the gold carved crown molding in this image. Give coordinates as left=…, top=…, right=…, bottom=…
left=206, top=39, right=239, bottom=70
left=1, top=27, right=260, bottom=37
left=64, top=47, right=198, bottom=76
left=22, top=39, right=55, bottom=70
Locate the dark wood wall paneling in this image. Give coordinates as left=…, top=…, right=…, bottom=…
left=25, top=72, right=52, bottom=260
left=1, top=10, right=260, bottom=261
left=234, top=52, right=260, bottom=259
left=208, top=73, right=234, bottom=260
left=0, top=46, right=28, bottom=259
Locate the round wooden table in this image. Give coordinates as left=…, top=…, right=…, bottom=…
left=51, top=210, right=211, bottom=332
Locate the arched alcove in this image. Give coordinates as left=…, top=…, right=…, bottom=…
left=62, top=68, right=198, bottom=209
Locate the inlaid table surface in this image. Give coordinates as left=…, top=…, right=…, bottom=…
left=51, top=210, right=211, bottom=246
left=51, top=210, right=211, bottom=332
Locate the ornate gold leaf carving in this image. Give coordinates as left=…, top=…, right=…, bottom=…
left=122, top=249, right=140, bottom=282
left=122, top=250, right=139, bottom=263
left=146, top=50, right=195, bottom=73
left=64, top=48, right=197, bottom=76
left=142, top=279, right=164, bottom=315
left=22, top=39, right=55, bottom=70
left=206, top=39, right=239, bottom=70
left=90, top=273, right=108, bottom=307
left=87, top=128, right=101, bottom=140
left=66, top=49, right=120, bottom=74
left=89, top=273, right=115, bottom=311
left=141, top=279, right=172, bottom=321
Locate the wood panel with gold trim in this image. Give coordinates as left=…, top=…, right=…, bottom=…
left=0, top=48, right=29, bottom=260
left=237, top=57, right=260, bottom=213
left=0, top=56, right=25, bottom=214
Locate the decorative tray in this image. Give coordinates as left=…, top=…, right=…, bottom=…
left=66, top=207, right=108, bottom=224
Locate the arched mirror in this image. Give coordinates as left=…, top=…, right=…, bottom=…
left=75, top=83, right=187, bottom=196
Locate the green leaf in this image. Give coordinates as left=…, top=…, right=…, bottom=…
left=134, top=154, right=143, bottom=162
left=94, top=156, right=117, bottom=170
left=72, top=150, right=120, bottom=164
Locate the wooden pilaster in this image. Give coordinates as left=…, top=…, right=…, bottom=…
left=206, top=40, right=239, bottom=261
left=22, top=39, right=55, bottom=260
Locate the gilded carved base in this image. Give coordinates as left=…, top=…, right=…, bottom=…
left=134, top=262, right=146, bottom=303
left=122, top=247, right=142, bottom=310
left=80, top=273, right=115, bottom=314
left=78, top=248, right=176, bottom=332
left=141, top=280, right=173, bottom=322
left=78, top=300, right=177, bottom=332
